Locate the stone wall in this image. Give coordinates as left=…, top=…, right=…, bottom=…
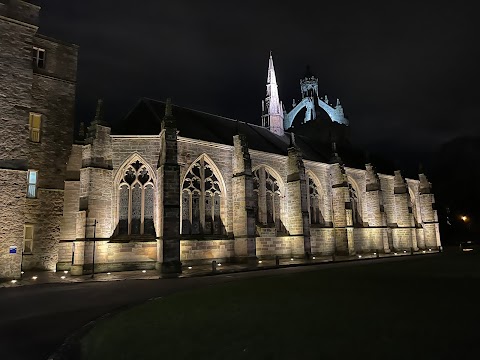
left=23, top=189, right=64, bottom=270
left=180, top=240, right=235, bottom=263
left=0, top=170, right=27, bottom=279
left=310, top=228, right=335, bottom=255
left=0, top=16, right=35, bottom=169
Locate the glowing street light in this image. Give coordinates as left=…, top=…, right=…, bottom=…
left=461, top=215, right=468, bottom=222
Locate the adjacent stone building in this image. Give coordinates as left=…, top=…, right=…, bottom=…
left=0, top=2, right=441, bottom=280
left=0, top=0, right=77, bottom=279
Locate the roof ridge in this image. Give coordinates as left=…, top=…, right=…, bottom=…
left=142, top=97, right=291, bottom=134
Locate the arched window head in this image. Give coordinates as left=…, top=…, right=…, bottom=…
left=253, top=166, right=283, bottom=232
left=117, top=159, right=155, bottom=236
left=308, top=176, right=324, bottom=225
left=181, top=156, right=224, bottom=235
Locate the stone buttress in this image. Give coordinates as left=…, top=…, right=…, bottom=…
left=329, top=153, right=354, bottom=255
left=156, top=99, right=182, bottom=275
left=418, top=173, right=441, bottom=250
left=232, top=133, right=257, bottom=260
left=364, top=164, right=390, bottom=253
left=71, top=100, right=113, bottom=274
left=392, top=170, right=417, bottom=251
left=286, top=138, right=311, bottom=256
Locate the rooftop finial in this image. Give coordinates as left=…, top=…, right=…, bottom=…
left=165, top=97, right=173, bottom=118
left=94, top=99, right=104, bottom=123
left=289, top=132, right=296, bottom=147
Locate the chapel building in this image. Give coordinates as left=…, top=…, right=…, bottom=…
left=0, top=1, right=441, bottom=279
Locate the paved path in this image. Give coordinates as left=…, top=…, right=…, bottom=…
left=0, top=254, right=436, bottom=360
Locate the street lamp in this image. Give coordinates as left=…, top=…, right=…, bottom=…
left=461, top=215, right=468, bottom=222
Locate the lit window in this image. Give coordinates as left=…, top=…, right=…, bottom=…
left=29, top=113, right=42, bottom=142
left=32, top=47, right=46, bottom=68
left=24, top=225, right=34, bottom=254
left=27, top=170, right=38, bottom=198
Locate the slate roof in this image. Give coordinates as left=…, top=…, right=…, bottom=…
left=114, top=98, right=333, bottom=163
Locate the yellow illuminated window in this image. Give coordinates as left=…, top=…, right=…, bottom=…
left=29, top=112, right=42, bottom=142
left=24, top=225, right=34, bottom=254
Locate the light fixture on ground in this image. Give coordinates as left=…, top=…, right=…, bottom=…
left=312, top=256, right=316, bottom=260
left=358, top=255, right=362, bottom=258
left=290, top=258, right=294, bottom=261
left=258, top=260, right=262, bottom=264
left=11, top=279, right=17, bottom=284
left=187, top=266, right=192, bottom=270
left=142, top=270, right=146, bottom=273
left=107, top=272, right=111, bottom=275
left=32, top=276, right=37, bottom=280
left=61, top=276, right=66, bottom=279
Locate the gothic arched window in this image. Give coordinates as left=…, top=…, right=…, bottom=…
left=181, top=156, right=223, bottom=235
left=307, top=177, right=323, bottom=225
left=253, top=167, right=283, bottom=231
left=118, top=160, right=155, bottom=235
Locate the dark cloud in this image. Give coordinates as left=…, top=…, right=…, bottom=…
left=32, top=0, right=480, bottom=161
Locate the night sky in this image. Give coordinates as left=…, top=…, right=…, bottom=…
left=32, top=0, right=479, bottom=168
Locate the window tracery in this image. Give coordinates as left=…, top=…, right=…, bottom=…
left=308, top=177, right=323, bottom=225
left=253, top=167, right=282, bottom=231
left=117, top=160, right=155, bottom=235
left=181, top=156, right=223, bottom=235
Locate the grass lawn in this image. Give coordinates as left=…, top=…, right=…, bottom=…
left=81, top=250, right=480, bottom=359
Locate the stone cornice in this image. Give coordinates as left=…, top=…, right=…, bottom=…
left=0, top=14, right=38, bottom=30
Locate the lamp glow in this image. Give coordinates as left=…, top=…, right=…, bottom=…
left=142, top=270, right=147, bottom=273
left=61, top=276, right=66, bottom=279
left=11, top=279, right=17, bottom=284
left=32, top=276, right=37, bottom=280
left=258, top=260, right=263, bottom=264
left=188, top=266, right=192, bottom=270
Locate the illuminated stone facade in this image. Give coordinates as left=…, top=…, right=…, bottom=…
left=0, top=1, right=77, bottom=280
left=0, top=3, right=441, bottom=279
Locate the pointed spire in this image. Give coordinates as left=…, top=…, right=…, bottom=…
left=262, top=52, right=284, bottom=135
